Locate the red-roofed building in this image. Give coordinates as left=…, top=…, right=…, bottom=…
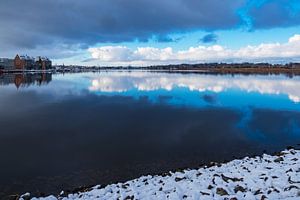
left=14, top=54, right=35, bottom=70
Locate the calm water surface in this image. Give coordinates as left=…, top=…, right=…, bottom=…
left=0, top=71, right=300, bottom=197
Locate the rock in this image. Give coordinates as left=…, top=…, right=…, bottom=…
left=122, top=183, right=129, bottom=189
left=254, top=189, right=263, bottom=195
left=284, top=185, right=299, bottom=191
left=196, top=172, right=202, bottom=177
left=274, top=157, right=284, bottom=162
left=290, top=149, right=297, bottom=155
left=286, top=168, right=293, bottom=173
left=265, top=167, right=272, bottom=169
left=125, top=195, right=134, bottom=200
left=175, top=177, right=186, bottom=182
left=221, top=174, right=243, bottom=183
left=212, top=177, right=216, bottom=184
left=267, top=190, right=272, bottom=194
left=273, top=188, right=280, bottom=193
left=207, top=185, right=214, bottom=189
left=175, top=168, right=185, bottom=173
left=20, top=193, right=31, bottom=200
left=234, top=185, right=246, bottom=193
left=261, top=195, right=267, bottom=200
left=161, top=172, right=172, bottom=177
left=288, top=176, right=300, bottom=184
left=208, top=162, right=218, bottom=167
left=274, top=151, right=287, bottom=156
left=200, top=191, right=210, bottom=195
left=216, top=188, right=229, bottom=196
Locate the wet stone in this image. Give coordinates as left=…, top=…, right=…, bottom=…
left=216, top=188, right=229, bottom=196
left=234, top=185, right=246, bottom=193
left=274, top=157, right=284, bottom=162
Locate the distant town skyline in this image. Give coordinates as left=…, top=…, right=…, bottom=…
left=1, top=0, right=300, bottom=66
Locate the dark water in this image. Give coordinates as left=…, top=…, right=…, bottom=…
left=0, top=71, right=300, bottom=198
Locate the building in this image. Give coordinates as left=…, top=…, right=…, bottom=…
left=14, top=54, right=35, bottom=70
left=0, top=55, right=52, bottom=71
left=35, top=56, right=52, bottom=70
left=0, top=58, right=14, bottom=70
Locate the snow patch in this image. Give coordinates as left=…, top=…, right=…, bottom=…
left=26, top=149, right=300, bottom=200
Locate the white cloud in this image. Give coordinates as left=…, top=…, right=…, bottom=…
left=88, top=34, right=300, bottom=65
left=89, top=46, right=133, bottom=62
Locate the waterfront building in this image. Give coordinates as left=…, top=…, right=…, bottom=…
left=0, top=54, right=53, bottom=70
left=35, top=56, right=52, bottom=70
left=0, top=58, right=14, bottom=70
left=14, top=54, right=35, bottom=70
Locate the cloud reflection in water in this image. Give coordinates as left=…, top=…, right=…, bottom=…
left=88, top=72, right=300, bottom=105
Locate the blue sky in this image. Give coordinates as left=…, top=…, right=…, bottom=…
left=1, top=0, right=300, bottom=66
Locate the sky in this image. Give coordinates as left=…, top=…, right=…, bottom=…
left=1, top=0, right=300, bottom=66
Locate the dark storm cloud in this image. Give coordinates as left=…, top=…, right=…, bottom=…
left=246, top=0, right=300, bottom=29
left=200, top=33, right=218, bottom=43
left=0, top=0, right=244, bottom=49
left=1, top=0, right=300, bottom=56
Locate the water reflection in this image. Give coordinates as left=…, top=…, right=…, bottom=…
left=0, top=71, right=299, bottom=198
left=0, top=73, right=52, bottom=88
left=88, top=72, right=300, bottom=103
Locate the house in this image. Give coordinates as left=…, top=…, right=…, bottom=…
left=14, top=54, right=35, bottom=70
left=1, top=55, right=52, bottom=71
left=35, top=56, right=52, bottom=70
left=0, top=58, right=14, bottom=70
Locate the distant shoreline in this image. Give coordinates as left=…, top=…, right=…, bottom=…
left=2, top=63, right=300, bottom=76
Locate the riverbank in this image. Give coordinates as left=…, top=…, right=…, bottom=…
left=2, top=64, right=300, bottom=76
left=22, top=148, right=300, bottom=200
left=203, top=67, right=300, bottom=76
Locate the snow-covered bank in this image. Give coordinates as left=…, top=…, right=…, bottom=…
left=25, top=149, right=300, bottom=200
